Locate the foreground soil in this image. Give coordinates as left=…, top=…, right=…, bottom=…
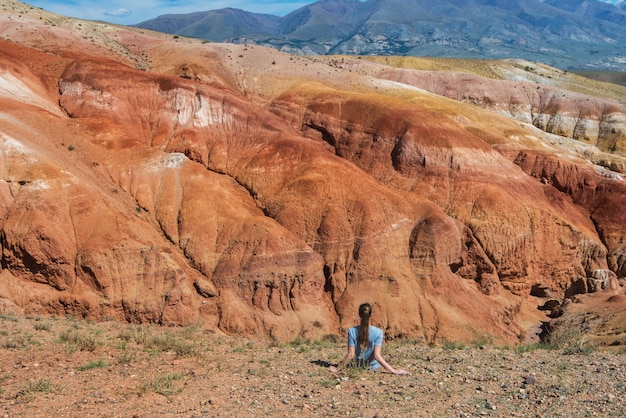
left=1, top=315, right=625, bottom=418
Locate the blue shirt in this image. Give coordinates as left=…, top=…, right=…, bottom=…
left=348, top=325, right=383, bottom=370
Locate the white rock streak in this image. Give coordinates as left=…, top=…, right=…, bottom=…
left=0, top=71, right=63, bottom=115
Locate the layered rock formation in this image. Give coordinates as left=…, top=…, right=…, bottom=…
left=331, top=57, right=626, bottom=168
left=0, top=0, right=624, bottom=344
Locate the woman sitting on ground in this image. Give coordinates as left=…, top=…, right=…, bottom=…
left=328, top=303, right=409, bottom=375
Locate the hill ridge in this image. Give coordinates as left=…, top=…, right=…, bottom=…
left=135, top=0, right=626, bottom=71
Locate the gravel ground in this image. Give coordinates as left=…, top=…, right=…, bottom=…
left=1, top=314, right=625, bottom=417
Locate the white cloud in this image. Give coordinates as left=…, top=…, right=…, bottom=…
left=105, top=8, right=131, bottom=17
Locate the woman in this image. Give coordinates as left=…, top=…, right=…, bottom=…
left=328, top=303, right=409, bottom=375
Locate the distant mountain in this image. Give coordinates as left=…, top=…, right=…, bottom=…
left=545, top=0, right=626, bottom=24
left=137, top=8, right=279, bottom=40
left=136, top=0, right=626, bottom=71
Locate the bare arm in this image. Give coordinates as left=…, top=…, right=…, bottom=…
left=328, top=346, right=355, bottom=373
left=373, top=345, right=408, bottom=375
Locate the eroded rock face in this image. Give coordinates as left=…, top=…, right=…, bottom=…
left=512, top=150, right=626, bottom=279
left=271, top=87, right=613, bottom=293
left=377, top=67, right=626, bottom=162
left=0, top=4, right=624, bottom=344
left=0, top=46, right=336, bottom=340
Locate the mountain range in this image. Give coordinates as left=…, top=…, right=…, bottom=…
left=136, top=0, right=626, bottom=71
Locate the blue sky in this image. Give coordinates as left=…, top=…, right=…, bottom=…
left=23, top=0, right=312, bottom=25
left=22, top=0, right=622, bottom=26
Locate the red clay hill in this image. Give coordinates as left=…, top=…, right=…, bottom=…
left=0, top=0, right=624, bottom=344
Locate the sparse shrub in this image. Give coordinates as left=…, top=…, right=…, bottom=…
left=78, top=359, right=107, bottom=371
left=1, top=334, right=33, bottom=349
left=318, top=378, right=337, bottom=388
left=516, top=343, right=543, bottom=353
left=289, top=336, right=312, bottom=353
left=180, top=323, right=204, bottom=340
left=26, top=378, right=53, bottom=393
left=0, top=313, right=19, bottom=322
left=34, top=322, right=51, bottom=331
left=20, top=378, right=55, bottom=399
left=116, top=348, right=136, bottom=365
left=117, top=324, right=150, bottom=345
left=232, top=345, right=248, bottom=353
left=442, top=340, right=465, bottom=350
left=544, top=319, right=595, bottom=354
left=58, top=329, right=98, bottom=352
left=2, top=338, right=19, bottom=349
left=142, top=373, right=184, bottom=397
left=313, top=334, right=340, bottom=349
left=562, top=338, right=595, bottom=355
left=471, top=334, right=493, bottom=348
left=145, top=332, right=197, bottom=357
left=340, top=359, right=376, bottom=379
left=555, top=361, right=570, bottom=371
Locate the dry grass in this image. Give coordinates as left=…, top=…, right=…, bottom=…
left=362, top=55, right=505, bottom=80
left=1, top=314, right=625, bottom=417
left=360, top=55, right=626, bottom=102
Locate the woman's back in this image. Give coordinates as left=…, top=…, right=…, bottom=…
left=348, top=325, right=382, bottom=370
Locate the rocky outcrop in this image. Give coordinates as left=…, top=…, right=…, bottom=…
left=512, top=150, right=626, bottom=279
left=376, top=67, right=626, bottom=163
left=0, top=2, right=624, bottom=344
left=270, top=86, right=616, bottom=298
